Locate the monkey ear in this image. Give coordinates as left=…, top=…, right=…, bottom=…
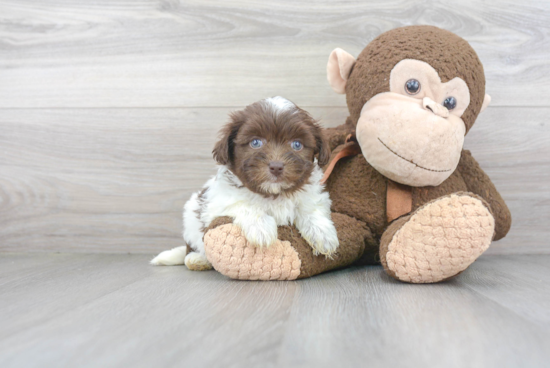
left=480, top=94, right=491, bottom=113
left=327, top=48, right=356, bottom=94
left=212, top=111, right=245, bottom=165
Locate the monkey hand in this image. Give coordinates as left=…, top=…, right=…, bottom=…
left=202, top=213, right=370, bottom=281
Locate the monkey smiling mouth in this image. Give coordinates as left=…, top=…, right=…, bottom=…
left=377, top=138, right=451, bottom=173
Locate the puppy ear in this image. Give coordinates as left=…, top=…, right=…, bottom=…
left=312, top=124, right=331, bottom=166
left=212, top=111, right=245, bottom=165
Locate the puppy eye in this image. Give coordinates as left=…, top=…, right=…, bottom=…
left=291, top=140, right=303, bottom=151
left=443, top=96, right=457, bottom=110
left=405, top=79, right=421, bottom=95
left=250, top=139, right=263, bottom=149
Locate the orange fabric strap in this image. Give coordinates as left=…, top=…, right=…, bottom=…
left=321, top=134, right=362, bottom=185
left=386, top=180, right=413, bottom=223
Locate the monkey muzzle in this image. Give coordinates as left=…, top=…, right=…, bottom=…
left=355, top=92, right=465, bottom=187
left=422, top=97, right=449, bottom=118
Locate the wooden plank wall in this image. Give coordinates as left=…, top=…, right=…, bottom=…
left=0, top=0, right=549, bottom=254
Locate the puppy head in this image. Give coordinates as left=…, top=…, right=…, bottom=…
left=212, top=96, right=330, bottom=196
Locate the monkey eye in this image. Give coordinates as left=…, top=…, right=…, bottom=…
left=250, top=139, right=263, bottom=149
left=291, top=140, right=303, bottom=151
left=443, top=97, right=457, bottom=110
left=405, top=79, right=421, bottom=95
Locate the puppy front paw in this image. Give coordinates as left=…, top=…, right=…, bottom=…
left=240, top=217, right=278, bottom=248
left=300, top=222, right=340, bottom=257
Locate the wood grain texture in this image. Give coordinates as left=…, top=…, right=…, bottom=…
left=0, top=253, right=548, bottom=368
left=1, top=0, right=550, bottom=108
left=0, top=0, right=548, bottom=254
left=0, top=106, right=548, bottom=254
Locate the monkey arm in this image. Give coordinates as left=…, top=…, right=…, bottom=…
left=202, top=213, right=375, bottom=280
left=324, top=116, right=356, bottom=151
left=457, top=150, right=512, bottom=240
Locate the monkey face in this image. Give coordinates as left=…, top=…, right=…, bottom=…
left=327, top=27, right=493, bottom=187
left=356, top=59, right=471, bottom=187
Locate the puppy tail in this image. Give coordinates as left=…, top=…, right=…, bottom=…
left=150, top=246, right=188, bottom=266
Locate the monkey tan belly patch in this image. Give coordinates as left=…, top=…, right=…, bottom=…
left=204, top=224, right=301, bottom=281
left=386, top=194, right=495, bottom=283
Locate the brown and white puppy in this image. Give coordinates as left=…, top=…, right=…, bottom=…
left=151, top=97, right=338, bottom=270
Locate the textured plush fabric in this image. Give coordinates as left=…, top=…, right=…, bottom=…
left=380, top=193, right=495, bottom=283
left=202, top=213, right=373, bottom=280
left=325, top=149, right=510, bottom=237
left=202, top=26, right=511, bottom=283
left=320, top=138, right=361, bottom=185
left=327, top=48, right=356, bottom=94
left=324, top=117, right=356, bottom=151
left=290, top=213, right=372, bottom=279
left=457, top=150, right=512, bottom=240
left=345, top=25, right=485, bottom=133
left=204, top=223, right=302, bottom=281
left=324, top=152, right=388, bottom=237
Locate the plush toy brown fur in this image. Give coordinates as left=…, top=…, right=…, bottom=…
left=201, top=25, right=512, bottom=283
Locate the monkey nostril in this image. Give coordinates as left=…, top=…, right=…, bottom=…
left=422, top=97, right=448, bottom=118
left=269, top=162, right=284, bottom=176
left=422, top=97, right=437, bottom=114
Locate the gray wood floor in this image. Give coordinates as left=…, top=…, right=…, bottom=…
left=1, top=0, right=549, bottom=254
left=0, top=253, right=549, bottom=368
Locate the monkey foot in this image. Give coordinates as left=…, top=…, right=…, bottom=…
left=203, top=224, right=301, bottom=281
left=380, top=193, right=495, bottom=283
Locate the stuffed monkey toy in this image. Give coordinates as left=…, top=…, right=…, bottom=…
left=202, top=25, right=512, bottom=283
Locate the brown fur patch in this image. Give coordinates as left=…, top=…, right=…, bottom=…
left=212, top=99, right=331, bottom=197
left=194, top=187, right=209, bottom=233
left=273, top=213, right=371, bottom=279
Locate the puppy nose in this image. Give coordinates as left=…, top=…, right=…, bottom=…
left=269, top=161, right=284, bottom=176
left=423, top=97, right=449, bottom=118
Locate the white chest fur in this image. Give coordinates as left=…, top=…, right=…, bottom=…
left=199, top=164, right=329, bottom=227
